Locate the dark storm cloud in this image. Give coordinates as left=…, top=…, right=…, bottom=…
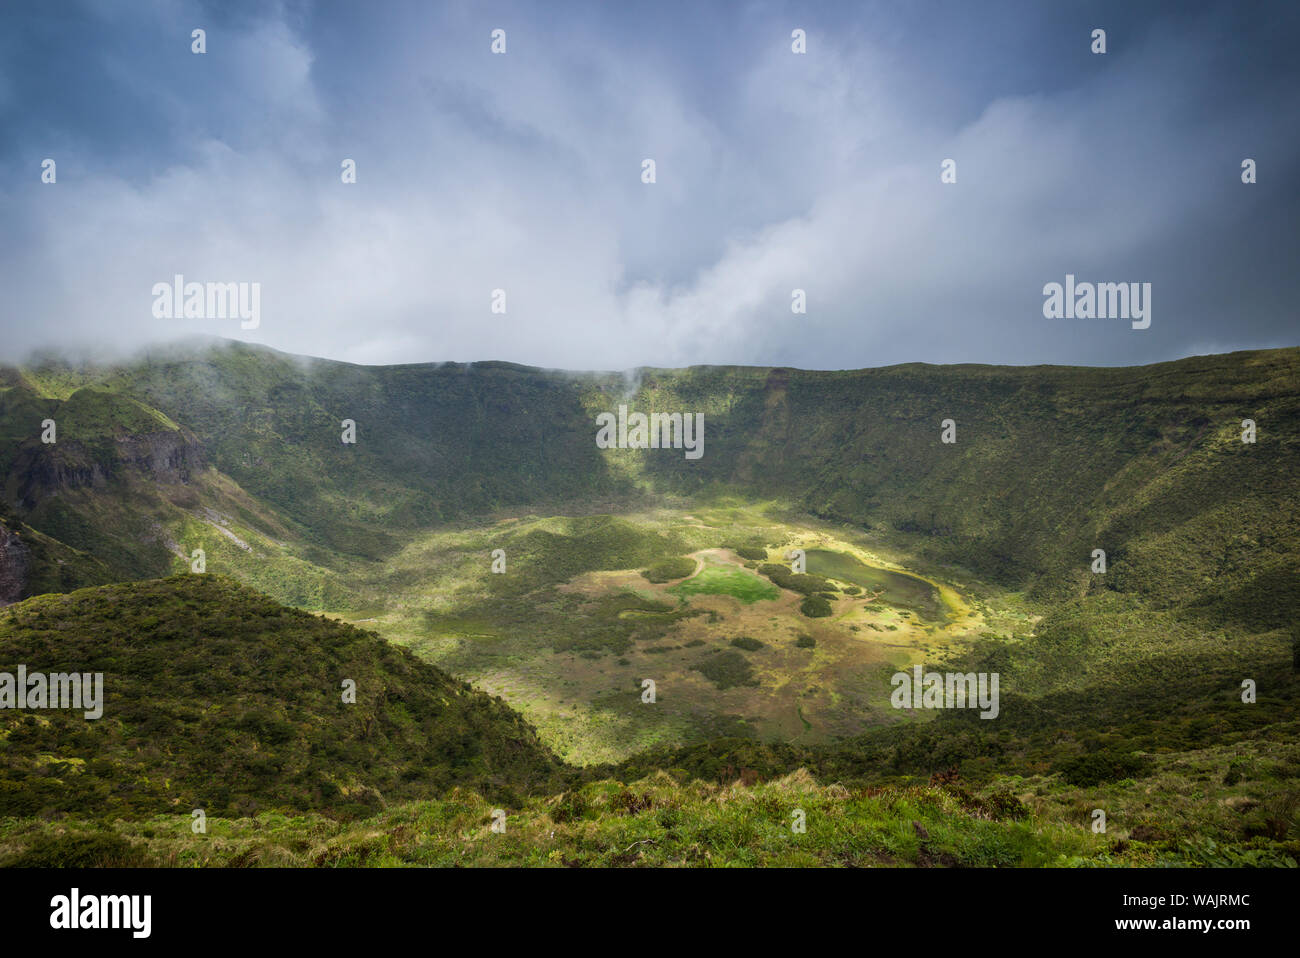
left=0, top=0, right=1295, bottom=369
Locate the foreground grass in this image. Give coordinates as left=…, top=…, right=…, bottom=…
left=4, top=747, right=1297, bottom=869
left=9, top=743, right=1295, bottom=869
left=0, top=770, right=1163, bottom=868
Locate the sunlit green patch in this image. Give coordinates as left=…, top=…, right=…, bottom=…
left=669, top=565, right=780, bottom=604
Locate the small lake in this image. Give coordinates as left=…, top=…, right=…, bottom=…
left=804, top=549, right=947, bottom=621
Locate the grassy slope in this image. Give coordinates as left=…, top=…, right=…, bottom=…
left=1, top=771, right=1091, bottom=868
left=0, top=576, right=564, bottom=820
left=6, top=753, right=1296, bottom=867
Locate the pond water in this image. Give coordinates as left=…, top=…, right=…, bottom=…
left=804, top=548, right=948, bottom=621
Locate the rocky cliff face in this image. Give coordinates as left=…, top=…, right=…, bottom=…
left=115, top=431, right=204, bottom=482
left=5, top=429, right=205, bottom=511
left=0, top=522, right=29, bottom=605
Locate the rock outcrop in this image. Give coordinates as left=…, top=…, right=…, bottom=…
left=5, top=429, right=204, bottom=511
left=0, top=521, right=29, bottom=605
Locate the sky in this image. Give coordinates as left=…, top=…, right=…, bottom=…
left=1, top=0, right=1297, bottom=371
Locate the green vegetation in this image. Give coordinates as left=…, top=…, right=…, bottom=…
left=641, top=556, right=697, bottom=583
left=0, top=771, right=1101, bottom=868
left=800, top=595, right=833, bottom=617
left=0, top=576, right=564, bottom=819
left=5, top=751, right=1294, bottom=867
left=804, top=549, right=944, bottom=620
left=692, top=650, right=759, bottom=689
left=1, top=342, right=1298, bottom=867
left=668, top=564, right=779, bottom=603
left=758, top=563, right=834, bottom=596
left=1055, top=750, right=1154, bottom=787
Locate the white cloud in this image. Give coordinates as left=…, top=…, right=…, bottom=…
left=1, top=2, right=1296, bottom=370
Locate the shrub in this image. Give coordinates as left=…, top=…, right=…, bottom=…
left=758, top=564, right=833, bottom=595
left=1055, top=750, right=1153, bottom=787
left=692, top=651, right=758, bottom=689
left=641, top=556, right=697, bottom=583
left=800, top=595, right=833, bottom=618
left=1223, top=760, right=1251, bottom=786
left=549, top=790, right=589, bottom=824
left=6, top=831, right=148, bottom=868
